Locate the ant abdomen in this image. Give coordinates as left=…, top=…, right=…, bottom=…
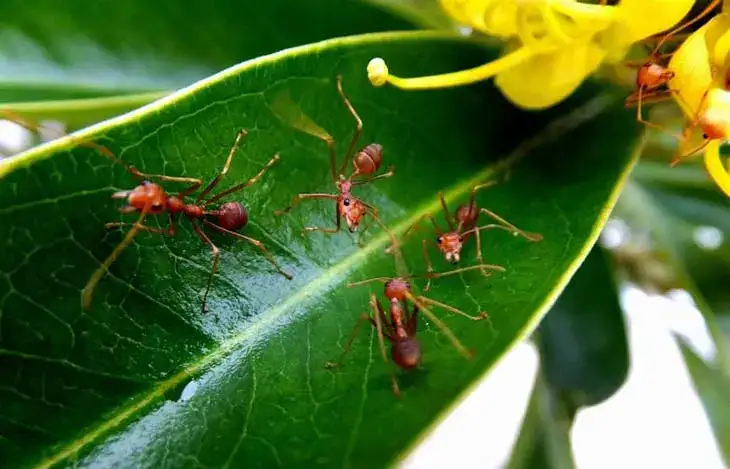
left=216, top=202, right=249, bottom=231
left=391, top=338, right=421, bottom=369
left=353, top=143, right=383, bottom=175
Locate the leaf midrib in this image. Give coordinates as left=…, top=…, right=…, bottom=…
left=36, top=91, right=616, bottom=468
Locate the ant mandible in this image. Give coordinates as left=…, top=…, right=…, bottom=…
left=388, top=181, right=542, bottom=291
left=273, top=75, right=394, bottom=239
left=624, top=0, right=720, bottom=135
left=81, top=128, right=293, bottom=313
left=325, top=216, right=499, bottom=396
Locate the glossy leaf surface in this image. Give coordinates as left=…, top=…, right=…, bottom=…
left=0, top=32, right=640, bottom=468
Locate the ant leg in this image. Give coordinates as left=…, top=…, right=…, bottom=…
left=81, top=208, right=150, bottom=310
left=635, top=88, right=686, bottom=140
left=196, top=129, right=248, bottom=203
left=203, top=153, right=280, bottom=206
left=203, top=220, right=293, bottom=280
left=354, top=211, right=378, bottom=248
left=385, top=214, right=441, bottom=254
left=273, top=193, right=337, bottom=217
left=478, top=208, right=543, bottom=241
left=126, top=167, right=203, bottom=196
left=438, top=192, right=455, bottom=231
left=325, top=313, right=374, bottom=369
left=421, top=263, right=505, bottom=285
left=351, top=165, right=395, bottom=186
left=303, top=201, right=342, bottom=235
left=421, top=239, right=435, bottom=293
left=347, top=277, right=391, bottom=289
left=473, top=223, right=492, bottom=279
left=415, top=295, right=487, bottom=320
left=335, top=75, right=364, bottom=176
left=191, top=221, right=220, bottom=314
left=405, top=292, right=473, bottom=360
left=105, top=223, right=173, bottom=236
left=369, top=293, right=400, bottom=396
left=105, top=212, right=177, bottom=236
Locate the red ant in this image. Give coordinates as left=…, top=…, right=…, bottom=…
left=81, top=128, right=292, bottom=312
left=388, top=181, right=542, bottom=291
left=272, top=75, right=394, bottom=239
left=624, top=0, right=721, bottom=135
left=325, top=216, right=502, bottom=396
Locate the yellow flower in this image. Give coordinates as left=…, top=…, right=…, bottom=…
left=668, top=12, right=730, bottom=197
left=367, top=0, right=695, bottom=110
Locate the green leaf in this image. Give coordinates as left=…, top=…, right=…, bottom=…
left=676, top=339, right=730, bottom=464
left=536, top=246, right=629, bottom=412
left=0, top=0, right=415, bottom=127
left=0, top=32, right=640, bottom=468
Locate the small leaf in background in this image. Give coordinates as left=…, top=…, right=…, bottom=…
left=536, top=245, right=630, bottom=413
left=0, top=0, right=416, bottom=130
left=508, top=244, right=629, bottom=469
left=677, top=339, right=730, bottom=465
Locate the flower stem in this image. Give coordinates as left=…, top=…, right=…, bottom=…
left=377, top=46, right=535, bottom=90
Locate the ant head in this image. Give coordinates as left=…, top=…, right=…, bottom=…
left=340, top=196, right=366, bottom=232
left=215, top=202, right=249, bottom=231
left=384, top=277, right=411, bottom=301
left=437, top=232, right=463, bottom=264
left=391, top=338, right=421, bottom=370
left=353, top=143, right=383, bottom=176
left=636, top=62, right=670, bottom=88
left=115, top=181, right=167, bottom=214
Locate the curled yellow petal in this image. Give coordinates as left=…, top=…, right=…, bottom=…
left=494, top=39, right=607, bottom=110
left=704, top=140, right=730, bottom=197
left=668, top=17, right=715, bottom=119
left=365, top=46, right=536, bottom=90
left=703, top=12, right=730, bottom=85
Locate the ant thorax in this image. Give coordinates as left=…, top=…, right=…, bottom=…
left=114, top=181, right=167, bottom=214
left=436, top=232, right=463, bottom=263
left=389, top=298, right=409, bottom=340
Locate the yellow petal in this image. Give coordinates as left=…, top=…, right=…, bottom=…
left=494, top=39, right=607, bottom=110
left=668, top=17, right=715, bottom=119
left=439, top=0, right=518, bottom=37
left=704, top=140, right=730, bottom=197
left=616, top=0, right=695, bottom=43
left=703, top=12, right=730, bottom=85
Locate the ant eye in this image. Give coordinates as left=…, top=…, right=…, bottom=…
left=436, top=236, right=443, bottom=244
left=343, top=198, right=351, bottom=206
